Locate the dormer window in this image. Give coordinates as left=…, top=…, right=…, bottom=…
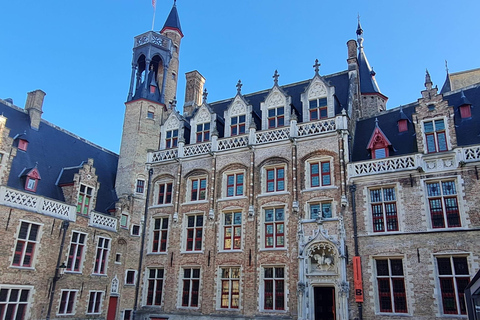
left=18, top=139, right=28, bottom=151
left=309, top=98, right=327, bottom=120
left=367, top=121, right=391, bottom=159
left=166, top=130, right=178, bottom=148
left=398, top=119, right=408, bottom=133
left=196, top=123, right=210, bottom=143
left=231, top=115, right=246, bottom=136
left=268, top=107, right=284, bottom=129
left=424, top=119, right=447, bottom=153
left=23, top=167, right=41, bottom=192
left=459, top=105, right=471, bottom=119
left=77, top=185, right=93, bottom=216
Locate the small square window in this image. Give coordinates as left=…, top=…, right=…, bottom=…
left=131, top=225, right=140, bottom=236
left=147, top=111, right=155, bottom=119
left=18, top=139, right=28, bottom=151
left=125, top=270, right=136, bottom=285
left=115, top=253, right=121, bottom=264
left=310, top=202, right=333, bottom=219
left=136, top=180, right=145, bottom=194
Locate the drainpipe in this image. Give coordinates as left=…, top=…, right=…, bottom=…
left=350, top=184, right=363, bottom=320
left=46, top=220, right=70, bottom=320
left=133, top=168, right=153, bottom=320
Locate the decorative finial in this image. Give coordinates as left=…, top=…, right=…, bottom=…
left=356, top=14, right=363, bottom=36
left=273, top=70, right=280, bottom=85
left=425, top=69, right=432, bottom=89
left=445, top=60, right=449, bottom=74
left=375, top=117, right=379, bottom=126
left=236, top=80, right=242, bottom=94
left=171, top=96, right=177, bottom=109
left=313, top=59, right=321, bottom=75
left=203, top=88, right=208, bottom=103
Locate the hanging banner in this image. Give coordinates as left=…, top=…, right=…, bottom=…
left=353, top=256, right=364, bottom=302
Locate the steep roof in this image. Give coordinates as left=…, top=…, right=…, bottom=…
left=161, top=2, right=183, bottom=37
left=0, top=100, right=118, bottom=213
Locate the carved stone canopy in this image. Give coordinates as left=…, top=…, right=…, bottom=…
left=307, top=242, right=337, bottom=274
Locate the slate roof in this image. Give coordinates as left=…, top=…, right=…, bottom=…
left=161, top=2, right=183, bottom=37
left=0, top=100, right=119, bottom=214
left=358, top=48, right=381, bottom=94
left=182, top=71, right=350, bottom=140
left=352, top=83, right=480, bottom=162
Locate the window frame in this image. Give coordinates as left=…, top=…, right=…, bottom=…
left=0, top=285, right=32, bottom=320
left=18, top=139, right=28, bottom=151
left=125, top=270, right=136, bottom=285
left=230, top=114, right=246, bottom=136
left=263, top=207, right=285, bottom=249
left=146, top=268, right=164, bottom=306
left=77, top=184, right=94, bottom=216
left=189, top=177, right=207, bottom=202
left=196, top=122, right=210, bottom=143
left=131, top=224, right=140, bottom=236
left=12, top=221, right=41, bottom=268
left=374, top=257, right=408, bottom=314
left=165, top=129, right=179, bottom=149
left=24, top=177, right=38, bottom=192
left=219, top=267, right=240, bottom=309
left=305, top=158, right=333, bottom=189
left=136, top=179, right=145, bottom=194
left=369, top=186, right=399, bottom=233
left=423, top=118, right=448, bottom=153
left=57, top=289, right=77, bottom=316
left=267, top=106, right=285, bottom=129
left=222, top=211, right=242, bottom=251
left=181, top=267, right=201, bottom=308
left=93, top=237, right=110, bottom=275
left=152, top=216, right=169, bottom=253
left=225, top=171, right=245, bottom=198
left=425, top=179, right=461, bottom=229
left=261, top=266, right=285, bottom=311
left=86, top=291, right=103, bottom=315
left=120, top=213, right=129, bottom=229
left=157, top=181, right=173, bottom=205
left=265, top=166, right=286, bottom=193
left=309, top=201, right=333, bottom=220
left=122, top=309, right=133, bottom=320
left=435, top=255, right=470, bottom=315
left=309, top=97, right=328, bottom=121
left=66, top=231, right=87, bottom=273
left=185, top=214, right=204, bottom=252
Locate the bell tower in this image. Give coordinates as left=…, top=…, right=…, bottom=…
left=116, top=1, right=183, bottom=200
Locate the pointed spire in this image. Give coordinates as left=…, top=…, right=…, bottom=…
left=357, top=14, right=364, bottom=49
left=356, top=14, right=363, bottom=36
left=425, top=69, right=433, bottom=90
left=236, top=80, right=242, bottom=94
left=273, top=70, right=280, bottom=86
left=356, top=19, right=381, bottom=94
left=313, top=59, right=321, bottom=76
left=161, top=1, right=183, bottom=37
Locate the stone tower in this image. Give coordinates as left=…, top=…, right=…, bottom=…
left=116, top=2, right=183, bottom=200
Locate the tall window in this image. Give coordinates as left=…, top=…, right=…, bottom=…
left=158, top=182, right=173, bottom=205
left=223, top=212, right=241, bottom=250
left=309, top=98, right=327, bottom=120
left=77, top=185, right=93, bottom=215
left=264, top=208, right=285, bottom=249
left=220, top=267, right=240, bottom=309
left=266, top=167, right=285, bottom=192
left=268, top=107, right=284, bottom=128
left=146, top=268, right=164, bottom=306
left=196, top=123, right=210, bottom=143
left=424, top=119, right=447, bottom=153
left=186, top=215, right=203, bottom=252
left=370, top=187, right=399, bottom=232
left=123, top=310, right=132, bottom=320
left=125, top=270, right=136, bottom=285
left=263, top=267, right=285, bottom=310
left=375, top=258, right=408, bottom=313
left=87, top=291, right=103, bottom=314
left=182, top=268, right=200, bottom=307
left=0, top=286, right=31, bottom=320
left=310, top=202, right=332, bottom=219
left=437, top=256, right=470, bottom=315
left=12, top=221, right=40, bottom=268
left=136, top=179, right=145, bottom=194
left=226, top=173, right=244, bottom=197
left=58, top=290, right=76, bottom=315
left=426, top=181, right=460, bottom=228
left=166, top=129, right=178, bottom=149
left=190, top=178, right=206, bottom=201
left=93, top=237, right=110, bottom=275
left=120, top=213, right=129, bottom=229
left=310, top=161, right=331, bottom=187
left=152, top=217, right=169, bottom=253
left=231, top=115, right=246, bottom=136
left=66, top=231, right=86, bottom=272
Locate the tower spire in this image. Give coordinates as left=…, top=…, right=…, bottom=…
left=161, top=1, right=183, bottom=37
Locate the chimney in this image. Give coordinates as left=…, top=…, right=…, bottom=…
left=183, top=70, right=205, bottom=117
left=346, top=40, right=358, bottom=69
left=25, top=90, right=46, bottom=130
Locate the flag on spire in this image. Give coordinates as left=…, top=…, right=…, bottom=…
left=152, top=0, right=156, bottom=9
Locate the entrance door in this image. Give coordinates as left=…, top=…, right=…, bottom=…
left=106, top=296, right=118, bottom=320
left=314, top=287, right=335, bottom=320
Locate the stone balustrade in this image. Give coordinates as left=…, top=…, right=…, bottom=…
left=89, top=211, right=117, bottom=232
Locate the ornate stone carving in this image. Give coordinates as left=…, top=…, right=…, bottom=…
left=165, top=115, right=180, bottom=130
left=266, top=92, right=284, bottom=107
left=196, top=108, right=211, bottom=123
left=231, top=100, right=246, bottom=116
left=308, top=81, right=327, bottom=99
left=307, top=242, right=337, bottom=274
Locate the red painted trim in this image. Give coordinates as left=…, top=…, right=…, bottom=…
left=125, top=98, right=166, bottom=106
left=160, top=26, right=184, bottom=38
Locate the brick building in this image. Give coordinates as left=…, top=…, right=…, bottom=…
left=1, top=2, right=480, bottom=320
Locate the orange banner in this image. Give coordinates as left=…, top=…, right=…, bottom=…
left=353, top=256, right=364, bottom=302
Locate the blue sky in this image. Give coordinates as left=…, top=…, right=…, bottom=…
left=0, top=0, right=479, bottom=153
